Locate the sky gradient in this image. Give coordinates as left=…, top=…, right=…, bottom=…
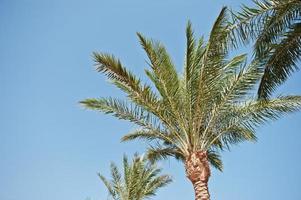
left=1, top=0, right=301, bottom=200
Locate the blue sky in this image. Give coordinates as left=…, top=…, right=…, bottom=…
left=1, top=0, right=301, bottom=200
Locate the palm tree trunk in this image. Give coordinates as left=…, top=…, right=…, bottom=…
left=185, top=151, right=211, bottom=200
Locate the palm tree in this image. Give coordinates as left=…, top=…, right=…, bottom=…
left=81, top=7, right=301, bottom=200
left=98, top=154, right=171, bottom=200
left=229, top=0, right=301, bottom=98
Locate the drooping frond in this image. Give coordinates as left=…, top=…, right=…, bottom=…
left=230, top=0, right=301, bottom=45
left=211, top=125, right=257, bottom=150
left=253, top=1, right=301, bottom=56
left=205, top=96, right=301, bottom=150
left=121, top=129, right=176, bottom=150
left=207, top=150, right=223, bottom=171
left=236, top=95, right=301, bottom=126
left=146, top=145, right=185, bottom=163
left=258, top=23, right=301, bottom=98
left=229, top=0, right=301, bottom=98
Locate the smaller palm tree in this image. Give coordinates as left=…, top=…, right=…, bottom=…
left=99, top=154, right=171, bottom=200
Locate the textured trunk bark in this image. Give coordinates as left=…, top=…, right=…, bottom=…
left=185, top=151, right=211, bottom=200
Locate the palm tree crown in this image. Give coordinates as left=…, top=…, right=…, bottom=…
left=81, top=7, right=301, bottom=170
left=230, top=0, right=301, bottom=98
left=81, top=7, right=301, bottom=200
left=99, top=154, right=171, bottom=200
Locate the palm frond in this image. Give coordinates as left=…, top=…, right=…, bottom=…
left=137, top=33, right=181, bottom=107
left=218, top=57, right=263, bottom=106
left=121, top=129, right=176, bottom=149
left=93, top=52, right=161, bottom=116
left=137, top=33, right=190, bottom=144
left=254, top=1, right=300, bottom=56
left=215, top=125, right=257, bottom=149
left=229, top=0, right=301, bottom=98
left=110, top=163, right=126, bottom=200
left=234, top=95, right=301, bottom=128
left=146, top=145, right=185, bottom=163
left=205, top=95, right=301, bottom=150
left=185, top=20, right=196, bottom=86
left=207, top=150, right=223, bottom=171
left=143, top=175, right=172, bottom=197
left=230, top=0, right=300, bottom=45
left=80, top=97, right=163, bottom=133
left=199, top=57, right=262, bottom=149
left=98, top=173, right=117, bottom=199
left=186, top=36, right=206, bottom=120
left=258, top=23, right=301, bottom=98
left=201, top=6, right=231, bottom=84
left=194, top=7, right=233, bottom=131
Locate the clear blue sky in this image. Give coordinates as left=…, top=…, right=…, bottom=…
left=1, top=0, right=301, bottom=200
